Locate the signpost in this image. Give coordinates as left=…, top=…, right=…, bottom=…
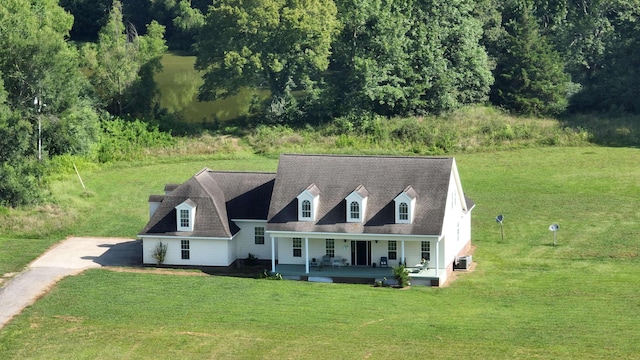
left=496, top=214, right=504, bottom=241
left=549, top=224, right=559, bottom=246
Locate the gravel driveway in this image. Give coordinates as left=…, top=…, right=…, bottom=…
left=0, top=237, right=141, bottom=329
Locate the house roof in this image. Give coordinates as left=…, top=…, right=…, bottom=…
left=267, top=154, right=459, bottom=236
left=139, top=169, right=275, bottom=238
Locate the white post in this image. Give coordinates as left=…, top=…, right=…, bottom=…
left=271, top=236, right=276, bottom=272
left=401, top=240, right=405, bottom=265
left=38, top=116, right=42, bottom=161
left=305, top=237, right=309, bottom=274
left=435, top=238, right=440, bottom=277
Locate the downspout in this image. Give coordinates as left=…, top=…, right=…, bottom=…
left=271, top=236, right=276, bottom=272
left=305, top=237, right=309, bottom=274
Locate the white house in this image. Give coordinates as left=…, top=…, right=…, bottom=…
left=139, top=154, right=475, bottom=286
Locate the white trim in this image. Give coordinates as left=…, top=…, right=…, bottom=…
left=231, top=219, right=268, bottom=223
left=138, top=234, right=234, bottom=241
left=345, top=190, right=368, bottom=223
left=271, top=236, right=276, bottom=272
left=297, top=185, right=320, bottom=221
left=175, top=200, right=196, bottom=232
left=305, top=237, right=309, bottom=274
left=394, top=192, right=416, bottom=224
left=266, top=230, right=439, bottom=242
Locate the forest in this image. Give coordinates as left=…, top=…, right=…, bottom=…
left=1, top=0, right=639, bottom=207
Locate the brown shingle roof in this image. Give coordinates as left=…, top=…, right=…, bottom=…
left=140, top=169, right=275, bottom=238
left=266, top=154, right=454, bottom=236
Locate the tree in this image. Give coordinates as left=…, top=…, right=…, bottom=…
left=329, top=0, right=412, bottom=116
left=194, top=0, right=341, bottom=122
left=59, top=0, right=111, bottom=42
left=405, top=0, right=494, bottom=115
left=490, top=0, right=570, bottom=116
left=0, top=0, right=101, bottom=206
left=171, top=0, right=205, bottom=52
left=329, top=0, right=493, bottom=117
left=83, top=0, right=167, bottom=117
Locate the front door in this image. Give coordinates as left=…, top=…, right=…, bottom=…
left=351, top=241, right=371, bottom=266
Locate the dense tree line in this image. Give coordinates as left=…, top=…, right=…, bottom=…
left=54, top=0, right=640, bottom=118
left=2, top=0, right=640, bottom=206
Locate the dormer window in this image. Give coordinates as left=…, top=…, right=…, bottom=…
left=345, top=185, right=368, bottom=223
left=301, top=200, right=312, bottom=218
left=175, top=199, right=196, bottom=232
left=394, top=186, right=417, bottom=224
left=398, top=202, right=409, bottom=221
left=297, top=184, right=320, bottom=221
left=350, top=201, right=360, bottom=220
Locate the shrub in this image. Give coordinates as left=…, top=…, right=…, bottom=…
left=246, top=253, right=259, bottom=266
left=152, top=242, right=168, bottom=265
left=260, top=270, right=283, bottom=280
left=96, top=118, right=175, bottom=163
left=392, top=264, right=410, bottom=288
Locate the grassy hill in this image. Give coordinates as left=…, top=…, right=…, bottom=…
left=0, top=146, right=638, bottom=358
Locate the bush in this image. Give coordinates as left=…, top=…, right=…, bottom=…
left=96, top=118, right=175, bottom=162
left=260, top=270, right=283, bottom=280
left=392, top=264, right=410, bottom=288
left=152, top=242, right=168, bottom=265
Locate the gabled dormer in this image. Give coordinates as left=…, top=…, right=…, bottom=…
left=297, top=184, right=320, bottom=221
left=394, top=186, right=417, bottom=224
left=175, top=199, right=197, bottom=232
left=345, top=185, right=369, bottom=223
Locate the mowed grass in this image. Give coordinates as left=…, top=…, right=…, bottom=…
left=0, top=147, right=639, bottom=359
left=0, top=153, right=276, bottom=275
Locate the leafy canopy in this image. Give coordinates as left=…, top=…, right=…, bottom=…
left=194, top=0, right=341, bottom=117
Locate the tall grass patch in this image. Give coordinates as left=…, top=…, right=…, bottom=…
left=247, top=106, right=594, bottom=157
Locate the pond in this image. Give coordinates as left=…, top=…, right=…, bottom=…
left=155, top=52, right=267, bottom=124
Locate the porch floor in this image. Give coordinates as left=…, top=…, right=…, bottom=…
left=275, top=264, right=441, bottom=285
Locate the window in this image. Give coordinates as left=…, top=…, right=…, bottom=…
left=399, top=203, right=409, bottom=221
left=388, top=240, right=397, bottom=260
left=394, top=188, right=415, bottom=224
left=421, top=241, right=430, bottom=261
left=297, top=184, right=319, bottom=221
left=326, top=239, right=335, bottom=257
left=175, top=200, right=196, bottom=231
left=293, top=238, right=302, bottom=257
left=254, top=227, right=265, bottom=245
left=301, top=200, right=311, bottom=218
left=350, top=201, right=360, bottom=220
left=179, top=209, right=190, bottom=228
left=345, top=186, right=368, bottom=223
left=181, top=240, right=190, bottom=260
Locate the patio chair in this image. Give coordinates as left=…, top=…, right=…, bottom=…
left=379, top=256, right=388, bottom=267
left=331, top=256, right=343, bottom=267
left=321, top=255, right=332, bottom=267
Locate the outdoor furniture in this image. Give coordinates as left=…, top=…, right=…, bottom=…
left=321, top=255, right=332, bottom=267
left=331, top=256, right=343, bottom=267
left=379, top=257, right=388, bottom=267
left=320, top=255, right=344, bottom=267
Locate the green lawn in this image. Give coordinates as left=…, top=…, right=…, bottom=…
left=1, top=147, right=639, bottom=359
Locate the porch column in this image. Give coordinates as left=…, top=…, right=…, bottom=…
left=401, top=240, right=405, bottom=265
left=271, top=236, right=276, bottom=272
left=435, top=238, right=440, bottom=277
left=305, top=237, right=310, bottom=274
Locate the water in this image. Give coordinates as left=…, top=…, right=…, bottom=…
left=155, top=52, right=268, bottom=123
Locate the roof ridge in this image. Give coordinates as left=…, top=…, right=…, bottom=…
left=281, top=153, right=453, bottom=160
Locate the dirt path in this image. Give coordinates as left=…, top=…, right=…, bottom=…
left=0, top=237, right=140, bottom=329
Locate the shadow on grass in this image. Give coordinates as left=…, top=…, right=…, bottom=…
left=561, top=113, right=640, bottom=147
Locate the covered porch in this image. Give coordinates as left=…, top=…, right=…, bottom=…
left=274, top=263, right=443, bottom=286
